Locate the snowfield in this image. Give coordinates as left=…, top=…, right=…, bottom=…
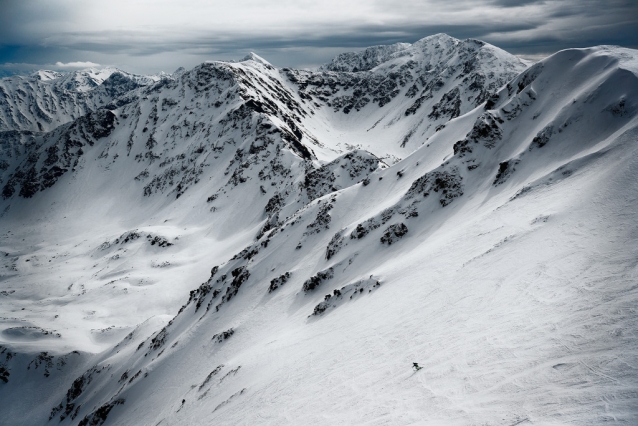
left=0, top=36, right=637, bottom=425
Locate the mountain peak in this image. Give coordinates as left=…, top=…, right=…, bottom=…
left=241, top=52, right=272, bottom=66
left=30, top=70, right=64, bottom=81
left=172, top=67, right=187, bottom=76
left=319, top=42, right=412, bottom=72
left=414, top=32, right=459, bottom=44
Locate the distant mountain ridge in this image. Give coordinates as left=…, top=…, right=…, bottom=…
left=0, top=67, right=172, bottom=133
left=320, top=41, right=413, bottom=72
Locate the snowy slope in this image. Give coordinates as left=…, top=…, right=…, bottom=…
left=0, top=53, right=390, bottom=359
left=0, top=40, right=637, bottom=425
left=0, top=36, right=524, bottom=360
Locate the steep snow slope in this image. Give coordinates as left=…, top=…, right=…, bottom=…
left=0, top=35, right=526, bottom=361
left=0, top=41, right=637, bottom=425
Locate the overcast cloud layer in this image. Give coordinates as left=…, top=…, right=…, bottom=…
left=0, top=0, right=636, bottom=75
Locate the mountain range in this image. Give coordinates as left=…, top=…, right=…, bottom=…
left=0, top=33, right=637, bottom=425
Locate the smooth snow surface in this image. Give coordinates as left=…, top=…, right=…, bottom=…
left=0, top=38, right=637, bottom=425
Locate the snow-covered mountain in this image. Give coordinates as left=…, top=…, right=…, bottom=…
left=0, top=67, right=161, bottom=133
left=292, top=34, right=528, bottom=160
left=0, top=35, right=637, bottom=425
left=319, top=42, right=413, bottom=72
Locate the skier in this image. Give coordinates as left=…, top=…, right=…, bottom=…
left=413, top=362, right=422, bottom=371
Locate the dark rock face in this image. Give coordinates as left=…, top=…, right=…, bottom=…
left=149, top=327, right=168, bottom=351
left=212, top=328, right=234, bottom=343
left=428, top=87, right=461, bottom=121
left=66, top=109, right=117, bottom=142
left=100, top=73, right=143, bottom=100
left=453, top=112, right=504, bottom=157
left=220, top=266, right=251, bottom=305
left=302, top=268, right=334, bottom=292
left=104, top=230, right=173, bottom=248
left=134, top=59, right=317, bottom=203
left=350, top=218, right=381, bottom=240
left=466, top=113, right=504, bottom=148
left=530, top=125, right=553, bottom=150
left=115, top=231, right=141, bottom=244
left=0, top=347, right=13, bottom=384
left=311, top=277, right=382, bottom=316
left=380, top=223, right=408, bottom=245
left=49, top=366, right=103, bottom=422
left=493, top=159, right=520, bottom=185
left=406, top=168, right=464, bottom=207
left=606, top=98, right=633, bottom=117
left=179, top=263, right=252, bottom=314
left=147, top=235, right=173, bottom=247
left=269, top=272, right=291, bottom=293
left=77, top=398, right=125, bottom=426
left=198, top=365, right=224, bottom=391
left=304, top=200, right=334, bottom=235
left=325, top=231, right=344, bottom=260
left=265, top=192, right=285, bottom=214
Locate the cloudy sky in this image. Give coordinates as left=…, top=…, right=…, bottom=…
left=0, top=0, right=636, bottom=75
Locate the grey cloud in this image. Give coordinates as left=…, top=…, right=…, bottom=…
left=0, top=0, right=636, bottom=74
left=548, top=0, right=637, bottom=18
left=46, top=21, right=544, bottom=57
left=0, top=0, right=76, bottom=44
left=55, top=61, right=100, bottom=69
left=491, top=0, right=546, bottom=7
